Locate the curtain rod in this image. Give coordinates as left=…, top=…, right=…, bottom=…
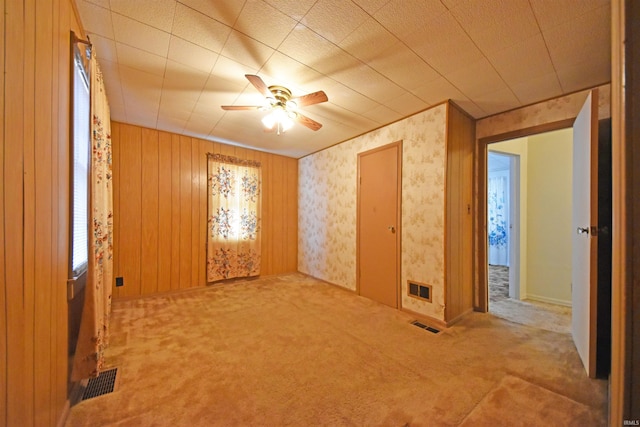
left=71, top=31, right=91, bottom=47
left=207, top=153, right=261, bottom=168
left=71, top=30, right=93, bottom=49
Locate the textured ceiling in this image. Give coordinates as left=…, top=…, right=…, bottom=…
left=77, top=0, right=611, bottom=158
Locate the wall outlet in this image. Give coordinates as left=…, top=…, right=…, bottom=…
left=115, top=277, right=124, bottom=287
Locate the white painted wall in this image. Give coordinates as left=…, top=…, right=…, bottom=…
left=526, top=128, right=573, bottom=305
left=489, top=129, right=573, bottom=306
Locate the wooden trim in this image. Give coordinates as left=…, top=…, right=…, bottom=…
left=69, top=0, right=87, bottom=40
left=355, top=140, right=402, bottom=309
left=400, top=307, right=447, bottom=331
left=407, top=280, right=433, bottom=303
left=300, top=272, right=358, bottom=294
left=610, top=0, right=629, bottom=423
left=588, top=89, right=600, bottom=378
left=0, top=0, right=6, bottom=421
left=443, top=102, right=450, bottom=314
left=444, top=102, right=475, bottom=322
left=55, top=399, right=70, bottom=427
left=445, top=308, right=474, bottom=327
left=478, top=118, right=576, bottom=145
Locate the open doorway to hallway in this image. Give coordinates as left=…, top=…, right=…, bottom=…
left=487, top=129, right=573, bottom=334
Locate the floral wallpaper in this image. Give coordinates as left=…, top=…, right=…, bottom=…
left=476, top=84, right=610, bottom=140
left=299, top=104, right=448, bottom=321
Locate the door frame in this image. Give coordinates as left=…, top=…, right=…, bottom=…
left=356, top=140, right=403, bottom=308
left=475, top=119, right=574, bottom=312
left=487, top=150, right=521, bottom=300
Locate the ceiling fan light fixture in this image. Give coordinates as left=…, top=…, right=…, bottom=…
left=262, top=107, right=294, bottom=134
left=261, top=112, right=276, bottom=130
left=285, top=100, right=298, bottom=110
left=222, top=75, right=326, bottom=133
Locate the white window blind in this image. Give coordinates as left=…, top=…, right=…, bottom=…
left=71, top=52, right=90, bottom=276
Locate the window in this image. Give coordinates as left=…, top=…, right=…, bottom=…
left=206, top=154, right=262, bottom=282
left=70, top=41, right=91, bottom=277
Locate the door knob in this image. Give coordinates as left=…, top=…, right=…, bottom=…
left=576, top=227, right=589, bottom=235
left=388, top=226, right=396, bottom=233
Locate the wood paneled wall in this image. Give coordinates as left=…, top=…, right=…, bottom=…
left=1, top=0, right=82, bottom=425
left=111, top=122, right=298, bottom=298
left=444, top=103, right=475, bottom=324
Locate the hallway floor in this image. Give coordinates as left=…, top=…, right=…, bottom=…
left=488, top=265, right=572, bottom=334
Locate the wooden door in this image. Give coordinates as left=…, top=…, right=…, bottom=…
left=357, top=142, right=401, bottom=308
left=571, top=90, right=599, bottom=378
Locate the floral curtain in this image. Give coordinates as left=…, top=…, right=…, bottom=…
left=72, top=53, right=113, bottom=381
left=207, top=154, right=262, bottom=282
left=488, top=170, right=509, bottom=266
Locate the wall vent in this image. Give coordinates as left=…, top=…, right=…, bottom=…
left=407, top=280, right=432, bottom=302
left=82, top=367, right=118, bottom=400
left=410, top=320, right=440, bottom=334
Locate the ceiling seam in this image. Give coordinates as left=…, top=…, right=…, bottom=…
left=365, top=7, right=476, bottom=112
left=153, top=1, right=179, bottom=132
left=444, top=3, right=521, bottom=113
left=527, top=0, right=564, bottom=93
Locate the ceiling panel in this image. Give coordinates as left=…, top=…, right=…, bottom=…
left=109, top=0, right=176, bottom=32
left=331, top=63, right=402, bottom=104
left=443, top=57, right=509, bottom=99
left=234, top=0, right=298, bottom=49
left=412, top=76, right=474, bottom=109
left=529, top=0, right=609, bottom=31
left=111, top=13, right=171, bottom=57
left=451, top=0, right=540, bottom=55
left=374, top=0, right=449, bottom=42
left=405, top=12, right=484, bottom=75
left=77, top=0, right=612, bottom=158
left=279, top=25, right=361, bottom=76
left=115, top=43, right=166, bottom=77
left=176, top=0, right=244, bottom=27
left=220, top=30, right=275, bottom=70
left=262, top=0, right=317, bottom=21
left=385, top=92, right=430, bottom=117
left=77, top=1, right=114, bottom=39
left=487, top=34, right=555, bottom=87
left=302, top=0, right=369, bottom=44
left=472, top=87, right=522, bottom=117
left=510, top=72, right=563, bottom=106
left=172, top=3, right=231, bottom=53
left=167, top=36, right=219, bottom=74
left=543, top=5, right=611, bottom=77
left=91, top=34, right=117, bottom=63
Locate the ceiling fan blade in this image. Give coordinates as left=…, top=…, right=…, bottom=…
left=221, top=105, right=262, bottom=111
left=245, top=74, right=272, bottom=98
left=291, top=90, right=328, bottom=107
left=295, top=113, right=323, bottom=131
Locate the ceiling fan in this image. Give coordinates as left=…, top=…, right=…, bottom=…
left=221, top=74, right=328, bottom=135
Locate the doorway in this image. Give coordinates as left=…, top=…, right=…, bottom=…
left=357, top=141, right=402, bottom=309
left=486, top=129, right=574, bottom=333
left=487, top=151, right=520, bottom=302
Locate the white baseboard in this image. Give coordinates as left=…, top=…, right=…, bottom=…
left=525, top=293, right=572, bottom=307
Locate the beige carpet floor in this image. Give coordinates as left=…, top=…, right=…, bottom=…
left=488, top=265, right=572, bottom=334
left=65, top=273, right=607, bottom=426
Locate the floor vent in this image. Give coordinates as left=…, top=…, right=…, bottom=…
left=411, top=320, right=440, bottom=334
left=82, top=367, right=118, bottom=400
